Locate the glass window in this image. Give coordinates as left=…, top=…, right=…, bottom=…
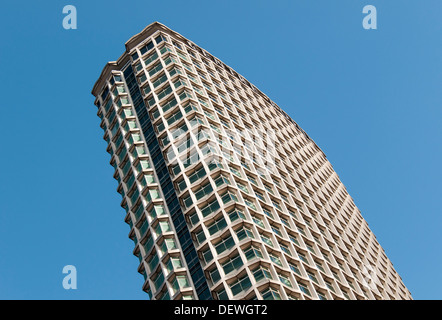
left=236, top=226, right=254, bottom=241
left=243, top=245, right=263, bottom=261
left=207, top=216, right=227, bottom=235
left=148, top=62, right=163, bottom=77
left=202, top=247, right=213, bottom=263
left=214, top=234, right=234, bottom=254
left=200, top=198, right=220, bottom=217
left=221, top=191, right=238, bottom=204
left=210, top=268, right=221, bottom=284
left=194, top=181, right=213, bottom=200
left=222, top=254, right=243, bottom=275
left=252, top=266, right=272, bottom=282
left=230, top=275, right=252, bottom=296
left=278, top=273, right=292, bottom=288
left=269, top=253, right=283, bottom=267
left=261, top=288, right=281, bottom=300
left=155, top=34, right=167, bottom=44
left=227, top=209, right=245, bottom=222
left=299, top=283, right=311, bottom=297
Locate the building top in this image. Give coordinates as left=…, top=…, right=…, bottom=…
left=92, top=21, right=163, bottom=97
left=92, top=22, right=270, bottom=111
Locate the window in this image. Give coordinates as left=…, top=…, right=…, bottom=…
left=217, top=288, right=229, bottom=300
left=152, top=271, right=165, bottom=291
left=188, top=166, right=206, bottom=184
left=170, top=275, right=190, bottom=294
left=209, top=268, right=221, bottom=284
left=278, top=273, right=293, bottom=288
left=236, top=226, right=254, bottom=241
left=281, top=218, right=290, bottom=228
left=207, top=216, right=227, bottom=235
left=140, top=41, right=154, bottom=55
left=237, top=182, right=249, bottom=194
left=152, top=73, right=168, bottom=88
left=244, top=199, right=257, bottom=211
left=176, top=178, right=187, bottom=192
left=202, top=247, right=213, bottom=263
left=325, top=280, right=336, bottom=293
left=230, top=275, right=252, bottom=296
left=269, top=253, right=283, bottom=267
left=183, top=101, right=199, bottom=114
left=174, top=78, right=188, bottom=89
left=143, top=235, right=154, bottom=255
left=289, top=262, right=301, bottom=276
left=227, top=208, right=245, bottom=222
left=194, top=181, right=213, bottom=200
left=252, top=266, right=272, bottom=282
left=177, top=51, right=188, bottom=61
left=299, top=282, right=311, bottom=297
left=316, top=261, right=325, bottom=273
left=222, top=254, right=243, bottom=275
left=189, top=114, right=205, bottom=127
left=213, top=174, right=230, bottom=187
left=263, top=184, right=274, bottom=195
left=182, top=193, right=193, bottom=208
left=272, top=201, right=282, bottom=211
left=148, top=62, right=163, bottom=77
left=243, top=245, right=263, bottom=261
left=306, top=244, right=316, bottom=255
left=169, top=66, right=183, bottom=77
left=165, top=256, right=182, bottom=274
left=260, top=234, right=273, bottom=247
left=280, top=244, right=291, bottom=256
left=317, top=292, right=327, bottom=300
left=214, top=234, right=235, bottom=254
left=342, top=290, right=351, bottom=300
left=261, top=288, right=282, bottom=300
left=164, top=55, right=178, bottom=66
left=155, top=220, right=171, bottom=236
left=252, top=216, right=265, bottom=228
left=229, top=166, right=241, bottom=178
left=147, top=252, right=159, bottom=272
left=246, top=175, right=257, bottom=186
left=200, top=198, right=220, bottom=217
left=179, top=90, right=193, bottom=101
left=181, top=148, right=198, bottom=168
left=157, top=85, right=173, bottom=101
left=155, top=34, right=167, bottom=44
left=148, top=205, right=165, bottom=220
left=144, top=51, right=159, bottom=66
left=298, top=252, right=309, bottom=264
left=166, top=109, right=183, bottom=126
left=195, top=229, right=206, bottom=244
left=297, top=226, right=306, bottom=237
left=307, top=271, right=319, bottom=285
left=220, top=191, right=238, bottom=204
left=271, top=225, right=282, bottom=237
left=331, top=270, right=340, bottom=282
left=262, top=208, right=274, bottom=219
left=172, top=40, right=183, bottom=50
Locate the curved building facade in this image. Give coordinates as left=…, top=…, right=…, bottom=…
left=91, top=22, right=411, bottom=300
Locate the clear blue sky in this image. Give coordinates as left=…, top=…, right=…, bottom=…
left=0, top=0, right=440, bottom=300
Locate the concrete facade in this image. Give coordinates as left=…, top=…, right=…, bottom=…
left=91, top=22, right=412, bottom=300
